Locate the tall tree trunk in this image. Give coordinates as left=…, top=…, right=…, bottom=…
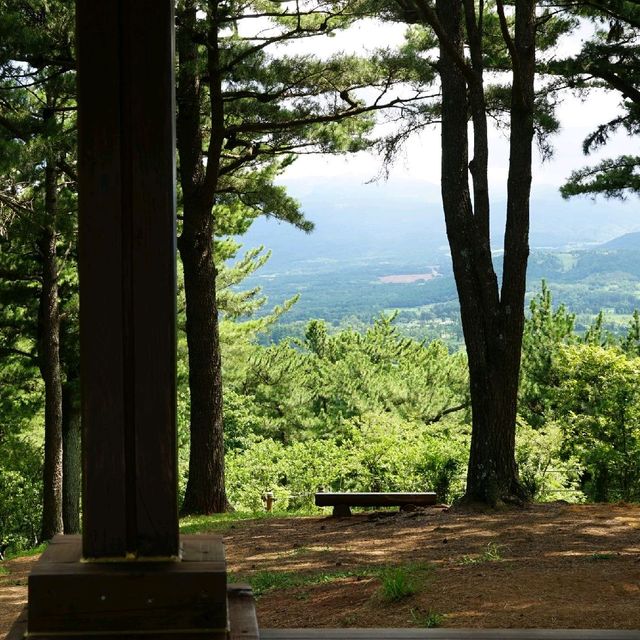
left=176, top=0, right=230, bottom=514
left=434, top=0, right=535, bottom=505
left=39, top=163, right=64, bottom=541
left=178, top=213, right=228, bottom=514
left=62, top=377, right=81, bottom=533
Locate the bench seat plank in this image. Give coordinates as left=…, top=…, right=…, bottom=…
left=315, top=492, right=437, bottom=508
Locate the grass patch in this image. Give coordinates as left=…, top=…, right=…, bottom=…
left=458, top=542, right=505, bottom=565
left=233, top=567, right=375, bottom=597
left=0, top=565, right=9, bottom=576
left=179, top=511, right=271, bottom=534
left=3, top=543, right=48, bottom=562
left=589, top=552, right=615, bottom=561
left=179, top=508, right=319, bottom=535
left=411, top=608, right=445, bottom=628
left=235, top=561, right=434, bottom=600
left=378, top=563, right=434, bottom=602
left=279, top=545, right=334, bottom=558
left=379, top=566, right=417, bottom=601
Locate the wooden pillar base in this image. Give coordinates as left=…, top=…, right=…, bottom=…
left=11, top=535, right=258, bottom=639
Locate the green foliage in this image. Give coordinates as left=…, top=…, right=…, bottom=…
left=553, top=343, right=640, bottom=501
left=0, top=463, right=42, bottom=549
left=234, top=566, right=375, bottom=597
left=516, top=419, right=582, bottom=502
left=0, top=0, right=77, bottom=545
left=520, top=282, right=576, bottom=428
left=561, top=156, right=640, bottom=200
left=552, top=1, right=640, bottom=200
left=519, top=282, right=640, bottom=502
left=2, top=542, right=47, bottom=561
left=222, top=315, right=470, bottom=510
left=621, top=309, right=640, bottom=356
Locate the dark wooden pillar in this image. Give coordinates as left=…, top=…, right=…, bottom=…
left=12, top=3, right=262, bottom=639
left=77, top=0, right=178, bottom=560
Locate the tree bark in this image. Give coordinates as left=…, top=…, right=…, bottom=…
left=62, top=377, right=81, bottom=534
left=178, top=215, right=228, bottom=514
left=38, top=163, right=64, bottom=541
left=434, top=0, right=535, bottom=506
left=176, top=0, right=230, bottom=514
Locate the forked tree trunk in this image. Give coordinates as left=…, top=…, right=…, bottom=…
left=434, top=0, right=536, bottom=505
left=39, top=164, right=64, bottom=541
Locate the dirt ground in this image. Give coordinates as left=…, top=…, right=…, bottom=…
left=2, top=503, right=640, bottom=636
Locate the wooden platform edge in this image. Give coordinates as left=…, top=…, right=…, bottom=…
left=6, top=585, right=259, bottom=640
left=228, top=583, right=259, bottom=640
left=260, top=629, right=640, bottom=640
left=6, top=606, right=27, bottom=640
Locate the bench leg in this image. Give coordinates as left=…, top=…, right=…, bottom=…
left=332, top=505, right=352, bottom=517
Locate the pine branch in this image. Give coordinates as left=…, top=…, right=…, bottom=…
left=424, top=402, right=470, bottom=425
left=226, top=94, right=424, bottom=136
left=401, top=0, right=476, bottom=84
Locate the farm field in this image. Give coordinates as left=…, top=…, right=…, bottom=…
left=2, top=503, right=639, bottom=635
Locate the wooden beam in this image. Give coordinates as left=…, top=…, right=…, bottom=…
left=315, top=493, right=437, bottom=508
left=77, top=0, right=178, bottom=560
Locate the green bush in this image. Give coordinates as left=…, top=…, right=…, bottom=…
left=554, top=345, right=640, bottom=501
left=224, top=411, right=469, bottom=511
left=0, top=466, right=42, bottom=550
left=516, top=419, right=583, bottom=502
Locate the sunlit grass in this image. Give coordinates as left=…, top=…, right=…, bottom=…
left=233, top=561, right=436, bottom=601
left=458, top=541, right=505, bottom=565
left=179, top=508, right=319, bottom=535
left=379, top=566, right=418, bottom=601
left=588, top=552, right=615, bottom=561
left=231, top=567, right=376, bottom=597
left=411, top=607, right=445, bottom=628
left=3, top=543, right=48, bottom=562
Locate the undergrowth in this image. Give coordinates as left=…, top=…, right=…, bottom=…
left=231, top=567, right=375, bottom=597
left=235, top=561, right=435, bottom=600
left=411, top=608, right=444, bottom=628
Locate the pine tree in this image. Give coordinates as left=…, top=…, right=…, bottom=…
left=0, top=0, right=77, bottom=540
left=175, top=0, right=431, bottom=514
left=553, top=1, right=640, bottom=199
left=385, top=0, right=569, bottom=504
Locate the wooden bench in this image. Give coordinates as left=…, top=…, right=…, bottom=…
left=315, top=492, right=437, bottom=516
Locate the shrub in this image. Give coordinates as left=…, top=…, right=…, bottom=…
left=379, top=566, right=417, bottom=601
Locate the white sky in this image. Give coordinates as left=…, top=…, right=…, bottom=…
left=272, top=21, right=636, bottom=206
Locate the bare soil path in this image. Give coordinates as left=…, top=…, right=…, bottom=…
left=2, top=503, right=639, bottom=637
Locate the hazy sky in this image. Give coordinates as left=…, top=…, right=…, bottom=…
left=273, top=20, right=636, bottom=208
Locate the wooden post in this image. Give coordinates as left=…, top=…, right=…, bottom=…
left=76, top=0, right=178, bottom=561
left=18, top=3, right=261, bottom=638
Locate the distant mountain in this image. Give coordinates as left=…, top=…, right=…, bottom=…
left=236, top=179, right=640, bottom=272
left=600, top=231, right=640, bottom=250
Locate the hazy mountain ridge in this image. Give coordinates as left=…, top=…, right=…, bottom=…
left=233, top=185, right=640, bottom=342
left=600, top=231, right=640, bottom=250
left=239, top=181, right=640, bottom=271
